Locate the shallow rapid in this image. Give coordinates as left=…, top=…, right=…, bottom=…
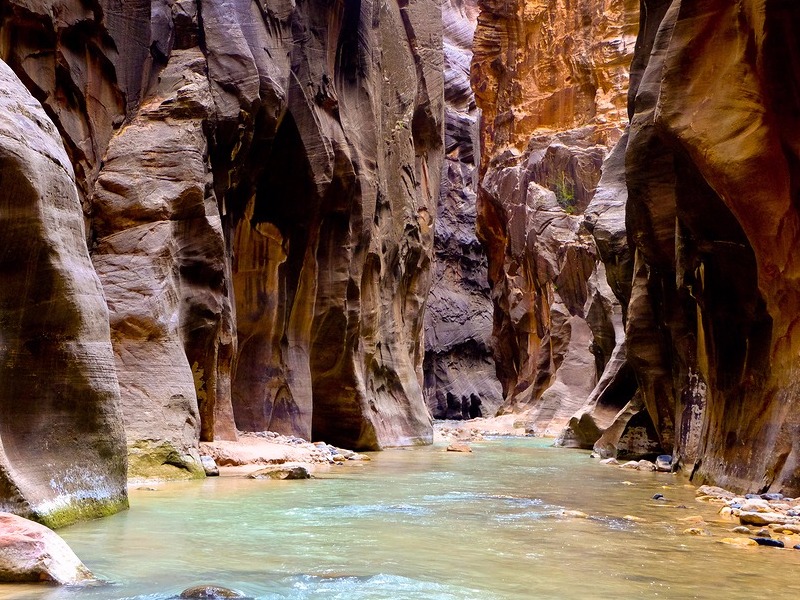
left=2, top=438, right=799, bottom=599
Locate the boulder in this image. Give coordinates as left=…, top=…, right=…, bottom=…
left=0, top=513, right=94, bottom=584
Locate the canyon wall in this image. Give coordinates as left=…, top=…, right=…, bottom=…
left=623, top=0, right=800, bottom=493
left=471, top=0, right=646, bottom=444
left=0, top=0, right=442, bottom=518
left=424, top=0, right=502, bottom=420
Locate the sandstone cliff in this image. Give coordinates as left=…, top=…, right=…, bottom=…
left=623, top=0, right=800, bottom=493
left=424, top=0, right=502, bottom=420
left=0, top=0, right=443, bottom=516
left=471, top=0, right=644, bottom=442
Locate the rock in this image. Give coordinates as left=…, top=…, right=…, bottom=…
left=655, top=455, right=673, bottom=472
left=683, top=528, right=710, bottom=536
left=622, top=0, right=800, bottom=495
left=349, top=454, right=371, bottom=462
left=600, top=458, right=619, bottom=465
left=739, top=512, right=793, bottom=526
left=732, top=526, right=752, bottom=534
left=0, top=59, right=128, bottom=525
left=179, top=585, right=246, bottom=599
left=0, top=513, right=94, bottom=584
left=472, top=0, right=643, bottom=441
left=623, top=515, right=645, bottom=522
left=739, top=499, right=771, bottom=513
left=560, top=510, right=589, bottom=519
left=755, top=528, right=772, bottom=538
left=795, top=545, right=800, bottom=550
left=770, top=524, right=800, bottom=535
left=719, top=537, right=758, bottom=548
left=696, top=486, right=736, bottom=500
left=246, top=466, right=311, bottom=480
left=750, top=538, right=785, bottom=548
left=621, top=461, right=640, bottom=470
left=761, top=493, right=784, bottom=502
left=636, top=460, right=657, bottom=472
left=424, top=0, right=503, bottom=422
left=446, top=442, right=473, bottom=453
left=200, top=456, right=219, bottom=477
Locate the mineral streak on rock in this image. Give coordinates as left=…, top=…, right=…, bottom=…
left=424, top=0, right=503, bottom=420
left=471, top=0, right=646, bottom=440
left=622, top=0, right=800, bottom=494
left=0, top=60, right=127, bottom=526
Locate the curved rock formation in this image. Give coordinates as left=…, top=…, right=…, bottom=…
left=424, top=0, right=502, bottom=420
left=623, top=0, right=800, bottom=493
left=0, top=59, right=127, bottom=526
left=471, top=0, right=643, bottom=436
left=0, top=0, right=443, bottom=510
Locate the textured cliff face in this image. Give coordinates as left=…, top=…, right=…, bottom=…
left=424, top=0, right=502, bottom=420
left=0, top=60, right=127, bottom=526
left=471, top=0, right=643, bottom=438
left=624, top=0, right=800, bottom=493
left=0, top=0, right=442, bottom=503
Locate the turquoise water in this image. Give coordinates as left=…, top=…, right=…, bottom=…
left=2, top=438, right=800, bottom=599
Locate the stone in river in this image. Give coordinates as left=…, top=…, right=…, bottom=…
left=761, top=493, right=784, bottom=501
left=200, top=456, right=219, bottom=477
left=750, top=538, right=785, bottom=548
left=446, top=442, right=472, bottom=453
left=0, top=513, right=94, bottom=584
left=655, top=455, right=673, bottom=472
left=179, top=585, right=247, bottom=598
left=719, top=538, right=758, bottom=548
left=731, top=526, right=752, bottom=534
left=246, top=466, right=311, bottom=480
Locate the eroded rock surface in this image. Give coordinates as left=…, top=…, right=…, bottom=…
left=0, top=60, right=127, bottom=526
left=0, top=0, right=443, bottom=509
left=471, top=0, right=644, bottom=438
left=424, top=0, right=502, bottom=420
left=622, top=0, right=800, bottom=493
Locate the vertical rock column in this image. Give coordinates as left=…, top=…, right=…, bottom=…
left=424, top=0, right=503, bottom=420
left=0, top=60, right=127, bottom=526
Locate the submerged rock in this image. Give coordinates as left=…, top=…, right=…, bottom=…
left=0, top=513, right=94, bottom=584
left=446, top=442, right=472, bottom=453
left=719, top=537, right=758, bottom=548
left=179, top=585, right=247, bottom=599
left=247, top=466, right=311, bottom=480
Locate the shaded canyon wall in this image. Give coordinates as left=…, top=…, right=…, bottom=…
left=424, top=0, right=502, bottom=420
left=0, top=0, right=443, bottom=519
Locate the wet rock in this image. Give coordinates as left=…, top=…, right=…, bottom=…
left=560, top=510, right=588, bottom=519
left=0, top=513, right=94, bottom=584
left=755, top=528, right=771, bottom=538
left=636, top=460, right=657, bottom=472
left=446, top=442, right=472, bottom=453
left=683, top=528, right=710, bottom=536
left=696, top=486, right=736, bottom=501
left=179, top=585, right=246, bottom=599
left=652, top=494, right=665, bottom=501
left=732, top=526, right=751, bottom=534
left=600, top=458, right=619, bottom=465
left=750, top=538, right=785, bottom=548
left=739, top=512, right=793, bottom=527
left=200, top=456, right=219, bottom=477
left=246, top=466, right=311, bottom=480
left=655, top=455, right=673, bottom=472
left=719, top=537, right=758, bottom=548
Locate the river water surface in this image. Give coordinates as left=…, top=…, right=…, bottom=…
left=2, top=438, right=799, bottom=599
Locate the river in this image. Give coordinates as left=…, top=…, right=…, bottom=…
left=1, top=438, right=799, bottom=599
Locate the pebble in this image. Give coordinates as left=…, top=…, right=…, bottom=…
left=755, top=528, right=772, bottom=538
left=732, top=526, right=751, bottom=534
left=652, top=493, right=665, bottom=500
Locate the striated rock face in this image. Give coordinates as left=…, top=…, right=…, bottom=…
left=471, top=0, right=642, bottom=436
left=622, top=0, right=800, bottom=493
left=0, top=60, right=127, bottom=525
left=424, top=0, right=502, bottom=420
left=0, top=0, right=443, bottom=506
